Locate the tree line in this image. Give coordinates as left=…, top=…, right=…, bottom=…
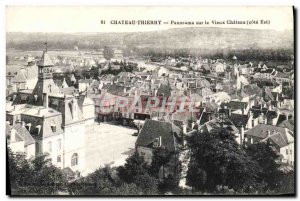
left=8, top=125, right=294, bottom=195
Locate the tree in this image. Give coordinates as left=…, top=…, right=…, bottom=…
left=103, top=46, right=114, bottom=61
left=8, top=149, right=67, bottom=195
left=117, top=153, right=159, bottom=195
left=71, top=166, right=117, bottom=195
left=245, top=142, right=283, bottom=191
left=186, top=126, right=259, bottom=193
left=150, top=147, right=182, bottom=193
left=117, top=152, right=148, bottom=183
left=150, top=147, right=172, bottom=176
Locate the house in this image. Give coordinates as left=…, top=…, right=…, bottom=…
left=136, top=119, right=181, bottom=178
left=228, top=100, right=250, bottom=115
left=244, top=124, right=294, bottom=166
left=196, top=117, right=241, bottom=144
left=275, top=71, right=293, bottom=84
left=78, top=79, right=94, bottom=92
left=6, top=49, right=95, bottom=177
left=6, top=122, right=35, bottom=159
left=211, top=62, right=225, bottom=73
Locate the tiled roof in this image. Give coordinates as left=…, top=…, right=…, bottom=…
left=264, top=87, right=274, bottom=101
left=242, top=84, right=262, bottom=96
left=157, top=84, right=172, bottom=97
left=60, top=87, right=76, bottom=95
left=245, top=124, right=293, bottom=147
left=78, top=79, right=93, bottom=83
left=229, top=113, right=249, bottom=128
left=278, top=119, right=294, bottom=133
left=12, top=124, right=35, bottom=146
left=6, top=124, right=23, bottom=143
left=250, top=107, right=268, bottom=118
left=228, top=101, right=248, bottom=111
left=136, top=119, right=176, bottom=152
left=6, top=124, right=35, bottom=146
left=198, top=118, right=239, bottom=134
left=266, top=110, right=278, bottom=120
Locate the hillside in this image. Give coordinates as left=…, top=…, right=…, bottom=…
left=6, top=27, right=293, bottom=51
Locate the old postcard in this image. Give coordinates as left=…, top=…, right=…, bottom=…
left=6, top=6, right=294, bottom=196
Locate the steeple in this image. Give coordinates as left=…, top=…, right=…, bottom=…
left=38, top=43, right=54, bottom=80
left=31, top=44, right=59, bottom=106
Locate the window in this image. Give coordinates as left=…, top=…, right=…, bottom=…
left=57, top=139, right=61, bottom=151
left=71, top=153, right=78, bottom=166
left=290, top=150, right=292, bottom=155
left=48, top=142, right=52, bottom=153
left=51, top=125, right=56, bottom=133
left=57, top=155, right=61, bottom=163
left=286, top=149, right=288, bottom=155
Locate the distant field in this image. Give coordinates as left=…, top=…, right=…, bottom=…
left=6, top=49, right=106, bottom=73
left=7, top=49, right=103, bottom=58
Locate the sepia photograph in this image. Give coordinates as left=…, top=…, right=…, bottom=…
left=5, top=6, right=295, bottom=196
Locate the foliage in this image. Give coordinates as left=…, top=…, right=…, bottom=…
left=103, top=46, right=114, bottom=61
left=117, top=152, right=149, bottom=183
left=150, top=147, right=172, bottom=176
left=8, top=149, right=67, bottom=195
left=186, top=127, right=260, bottom=193
left=70, top=167, right=117, bottom=195
left=246, top=142, right=283, bottom=190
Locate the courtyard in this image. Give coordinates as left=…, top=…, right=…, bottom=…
left=84, top=122, right=137, bottom=175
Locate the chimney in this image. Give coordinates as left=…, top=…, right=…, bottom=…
left=38, top=108, right=42, bottom=116
left=228, top=108, right=232, bottom=116
left=10, top=128, right=16, bottom=142
left=183, top=124, right=187, bottom=134
left=22, top=121, right=25, bottom=128
left=248, top=112, right=253, bottom=129
left=240, top=125, right=244, bottom=145
left=267, top=130, right=271, bottom=137
left=158, top=136, right=162, bottom=147
left=13, top=95, right=16, bottom=101
left=43, top=93, right=48, bottom=108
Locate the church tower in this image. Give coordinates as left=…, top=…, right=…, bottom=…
left=31, top=44, right=59, bottom=106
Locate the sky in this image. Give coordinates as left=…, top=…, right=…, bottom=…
left=6, top=6, right=293, bottom=33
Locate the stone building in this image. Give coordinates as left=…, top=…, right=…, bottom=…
left=6, top=48, right=95, bottom=177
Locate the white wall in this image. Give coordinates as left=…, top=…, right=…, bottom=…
left=41, top=134, right=64, bottom=169
left=64, top=122, right=86, bottom=173
left=280, top=143, right=294, bottom=166
left=9, top=141, right=25, bottom=153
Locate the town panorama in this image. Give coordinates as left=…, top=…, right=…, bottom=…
left=6, top=26, right=294, bottom=196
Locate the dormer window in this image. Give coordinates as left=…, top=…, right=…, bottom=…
left=153, top=136, right=162, bottom=148
left=35, top=125, right=41, bottom=135
left=51, top=125, right=56, bottom=133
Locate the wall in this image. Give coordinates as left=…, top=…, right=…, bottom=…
left=40, top=133, right=64, bottom=169
left=25, top=143, right=35, bottom=159
left=137, top=146, right=153, bottom=165
left=64, top=122, right=86, bottom=173
left=9, top=141, right=25, bottom=153
left=280, top=142, right=294, bottom=166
